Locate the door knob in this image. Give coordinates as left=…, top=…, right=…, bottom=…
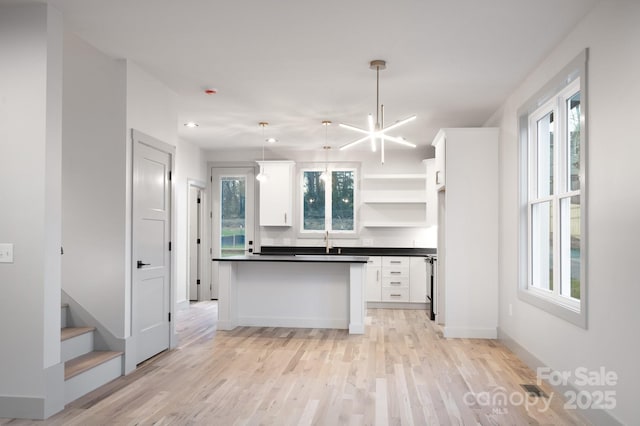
left=137, top=260, right=150, bottom=268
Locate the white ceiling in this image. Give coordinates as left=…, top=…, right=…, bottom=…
left=46, top=0, right=598, bottom=151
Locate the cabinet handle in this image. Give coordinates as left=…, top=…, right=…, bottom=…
left=436, top=171, right=442, bottom=184
left=390, top=294, right=401, bottom=297
left=377, top=270, right=380, bottom=281
left=390, top=282, right=401, bottom=285
left=284, top=212, right=287, bottom=224
left=390, top=271, right=401, bottom=275
left=390, top=261, right=401, bottom=264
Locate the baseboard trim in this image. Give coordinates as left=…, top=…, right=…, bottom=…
left=0, top=363, right=64, bottom=420
left=0, top=395, right=46, bottom=420
left=443, top=326, right=497, bottom=339
left=367, top=302, right=428, bottom=310
left=498, top=327, right=623, bottom=426
left=237, top=316, right=348, bottom=330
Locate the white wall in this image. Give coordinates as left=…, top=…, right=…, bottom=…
left=487, top=2, right=640, bottom=423
left=0, top=3, right=64, bottom=418
left=175, top=138, right=207, bottom=304
left=62, top=30, right=128, bottom=337
left=207, top=146, right=436, bottom=249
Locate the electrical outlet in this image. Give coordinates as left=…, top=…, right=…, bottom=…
left=0, top=243, right=14, bottom=263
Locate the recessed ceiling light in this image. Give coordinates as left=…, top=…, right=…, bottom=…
left=266, top=137, right=277, bottom=143
left=184, top=122, right=199, bottom=128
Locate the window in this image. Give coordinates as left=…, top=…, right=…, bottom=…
left=518, top=50, right=587, bottom=327
left=301, top=168, right=356, bottom=233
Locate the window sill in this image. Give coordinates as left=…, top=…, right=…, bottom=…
left=518, top=287, right=586, bottom=328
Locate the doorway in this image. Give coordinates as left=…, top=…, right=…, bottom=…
left=210, top=167, right=256, bottom=299
left=188, top=183, right=205, bottom=301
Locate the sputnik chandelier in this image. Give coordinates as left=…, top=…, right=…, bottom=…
left=339, top=60, right=416, bottom=164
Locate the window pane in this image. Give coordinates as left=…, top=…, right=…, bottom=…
left=560, top=195, right=581, bottom=299
left=303, top=171, right=325, bottom=230
left=536, top=112, right=554, bottom=197
left=567, top=92, right=581, bottom=191
left=220, top=177, right=245, bottom=257
left=531, top=200, right=553, bottom=291
left=331, top=171, right=354, bottom=230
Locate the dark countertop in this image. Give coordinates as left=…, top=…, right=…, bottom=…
left=258, top=246, right=436, bottom=257
left=212, top=254, right=369, bottom=263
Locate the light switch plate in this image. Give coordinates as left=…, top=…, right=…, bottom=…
left=0, top=243, right=14, bottom=263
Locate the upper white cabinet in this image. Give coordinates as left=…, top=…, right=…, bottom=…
left=360, top=173, right=427, bottom=228
left=257, top=161, right=294, bottom=226
left=432, top=128, right=499, bottom=338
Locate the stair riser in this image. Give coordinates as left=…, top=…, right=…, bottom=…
left=61, top=305, right=68, bottom=328
left=64, top=355, right=122, bottom=404
left=61, top=332, right=94, bottom=363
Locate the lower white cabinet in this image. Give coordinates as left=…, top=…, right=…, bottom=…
left=409, top=257, right=428, bottom=303
left=365, top=256, right=428, bottom=305
left=382, top=287, right=409, bottom=302
left=365, top=257, right=382, bottom=302
left=381, top=257, right=409, bottom=302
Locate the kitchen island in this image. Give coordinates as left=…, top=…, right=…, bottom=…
left=213, top=255, right=368, bottom=334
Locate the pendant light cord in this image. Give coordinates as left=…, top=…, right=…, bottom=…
left=375, top=65, right=380, bottom=129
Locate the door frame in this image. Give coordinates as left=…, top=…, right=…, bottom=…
left=187, top=179, right=207, bottom=302
left=209, top=164, right=258, bottom=299
left=129, top=129, right=177, bottom=369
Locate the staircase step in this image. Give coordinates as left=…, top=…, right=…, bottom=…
left=64, top=351, right=123, bottom=404
left=61, top=326, right=95, bottom=341
left=61, top=327, right=96, bottom=362
left=65, top=351, right=122, bottom=380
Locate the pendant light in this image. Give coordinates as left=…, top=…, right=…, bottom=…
left=339, top=60, right=416, bottom=164
left=256, top=122, right=268, bottom=182
left=320, top=120, right=331, bottom=182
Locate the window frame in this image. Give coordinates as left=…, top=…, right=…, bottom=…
left=298, top=164, right=358, bottom=236
left=517, top=50, right=588, bottom=328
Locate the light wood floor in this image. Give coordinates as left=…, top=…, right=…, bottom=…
left=2, top=302, right=588, bottom=425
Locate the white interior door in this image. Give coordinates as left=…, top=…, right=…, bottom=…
left=188, top=186, right=202, bottom=301
left=211, top=167, right=255, bottom=299
left=132, top=130, right=172, bottom=364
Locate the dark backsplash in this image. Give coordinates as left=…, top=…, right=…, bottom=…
left=258, top=246, right=436, bottom=257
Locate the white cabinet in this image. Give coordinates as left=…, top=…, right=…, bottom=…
left=257, top=161, right=294, bottom=226
left=432, top=128, right=499, bottom=338
left=409, top=257, right=428, bottom=303
left=381, top=257, right=410, bottom=301
left=366, top=256, right=429, bottom=304
left=360, top=174, right=427, bottom=228
left=365, top=256, right=382, bottom=302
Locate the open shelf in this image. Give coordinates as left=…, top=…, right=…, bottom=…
left=360, top=190, right=426, bottom=204
left=362, top=173, right=426, bottom=180
left=362, top=221, right=428, bottom=228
